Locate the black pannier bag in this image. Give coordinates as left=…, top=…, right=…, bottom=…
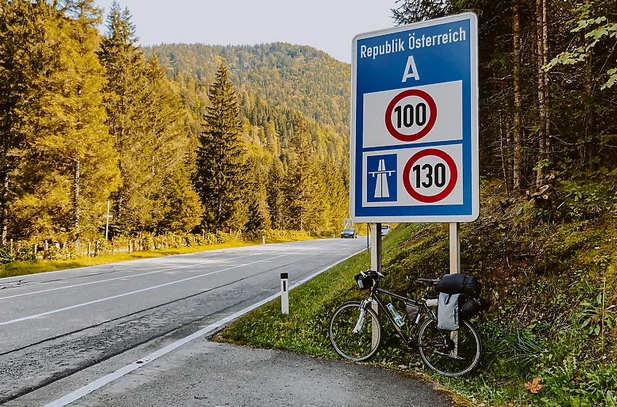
left=459, top=296, right=489, bottom=319
left=435, top=273, right=482, bottom=298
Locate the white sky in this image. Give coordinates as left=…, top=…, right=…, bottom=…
left=95, top=0, right=396, bottom=63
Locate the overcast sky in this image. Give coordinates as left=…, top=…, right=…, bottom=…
left=95, top=0, right=396, bottom=63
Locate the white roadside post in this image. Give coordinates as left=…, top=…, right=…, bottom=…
left=262, top=235, right=266, bottom=245
left=280, top=273, right=289, bottom=314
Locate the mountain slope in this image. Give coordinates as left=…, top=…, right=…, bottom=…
left=144, top=43, right=351, bottom=135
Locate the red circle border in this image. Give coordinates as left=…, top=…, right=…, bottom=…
left=384, top=89, right=437, bottom=142
left=402, top=148, right=458, bottom=203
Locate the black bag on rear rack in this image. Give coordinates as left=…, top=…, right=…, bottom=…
left=435, top=273, right=482, bottom=298
left=459, top=295, right=489, bottom=319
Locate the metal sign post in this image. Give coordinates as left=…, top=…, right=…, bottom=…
left=449, top=222, right=460, bottom=274
left=103, top=201, right=113, bottom=240
left=370, top=223, right=382, bottom=274
left=370, top=223, right=382, bottom=346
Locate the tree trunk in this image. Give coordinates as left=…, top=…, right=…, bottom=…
left=581, top=0, right=595, bottom=168
left=536, top=0, right=547, bottom=186
left=1, top=168, right=8, bottom=246
left=542, top=0, right=550, bottom=154
left=499, top=111, right=510, bottom=195
left=73, top=156, right=81, bottom=250
left=512, top=1, right=523, bottom=191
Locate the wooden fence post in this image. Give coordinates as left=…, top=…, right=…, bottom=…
left=87, top=241, right=91, bottom=257
left=34, top=243, right=38, bottom=257
left=95, top=241, right=100, bottom=256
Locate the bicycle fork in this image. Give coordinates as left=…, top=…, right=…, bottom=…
left=352, top=298, right=372, bottom=334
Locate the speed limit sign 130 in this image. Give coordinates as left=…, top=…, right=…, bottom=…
left=350, top=13, right=479, bottom=223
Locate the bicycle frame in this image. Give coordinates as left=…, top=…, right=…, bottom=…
left=363, top=283, right=435, bottom=346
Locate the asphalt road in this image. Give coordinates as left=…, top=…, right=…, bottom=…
left=0, top=238, right=458, bottom=407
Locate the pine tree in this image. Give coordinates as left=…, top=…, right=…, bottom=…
left=244, top=148, right=272, bottom=232
left=195, top=62, right=248, bottom=232
left=9, top=1, right=120, bottom=245
left=144, top=52, right=204, bottom=233
left=267, top=158, right=286, bottom=230
left=323, top=158, right=349, bottom=232
left=0, top=0, right=48, bottom=243
left=98, top=3, right=156, bottom=234
left=282, top=117, right=322, bottom=232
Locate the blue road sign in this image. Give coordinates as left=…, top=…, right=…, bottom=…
left=350, top=13, right=479, bottom=223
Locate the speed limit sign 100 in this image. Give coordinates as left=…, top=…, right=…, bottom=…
left=385, top=89, right=437, bottom=142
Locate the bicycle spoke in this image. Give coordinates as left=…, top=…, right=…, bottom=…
left=329, top=301, right=381, bottom=362
left=417, top=318, right=482, bottom=377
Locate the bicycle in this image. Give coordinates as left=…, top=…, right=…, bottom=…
left=328, top=269, right=482, bottom=377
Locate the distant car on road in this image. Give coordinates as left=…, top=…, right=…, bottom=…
left=341, top=227, right=357, bottom=238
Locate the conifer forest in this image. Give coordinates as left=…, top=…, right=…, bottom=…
left=0, top=1, right=350, bottom=260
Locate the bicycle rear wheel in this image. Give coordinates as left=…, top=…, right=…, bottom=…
left=329, top=301, right=382, bottom=362
left=417, top=318, right=481, bottom=377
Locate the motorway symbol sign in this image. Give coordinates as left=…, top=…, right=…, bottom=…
left=350, top=13, right=479, bottom=223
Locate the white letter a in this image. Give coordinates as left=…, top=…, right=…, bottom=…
left=402, top=56, right=420, bottom=82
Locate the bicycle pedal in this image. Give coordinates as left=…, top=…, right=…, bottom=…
left=433, top=350, right=466, bottom=360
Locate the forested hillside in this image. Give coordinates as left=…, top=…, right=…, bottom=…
left=145, top=43, right=351, bottom=135
left=0, top=1, right=351, bottom=261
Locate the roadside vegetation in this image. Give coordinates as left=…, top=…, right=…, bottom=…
left=219, top=178, right=617, bottom=407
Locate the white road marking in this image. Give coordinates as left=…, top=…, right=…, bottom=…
left=42, top=249, right=362, bottom=407
left=0, top=254, right=289, bottom=326
left=0, top=239, right=345, bottom=301
left=0, top=254, right=261, bottom=301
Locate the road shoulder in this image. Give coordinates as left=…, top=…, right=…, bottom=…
left=52, top=339, right=461, bottom=407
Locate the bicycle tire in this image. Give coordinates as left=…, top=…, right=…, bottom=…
left=417, top=318, right=482, bottom=377
left=329, top=301, right=382, bottom=362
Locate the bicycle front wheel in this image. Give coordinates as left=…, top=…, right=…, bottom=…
left=417, top=318, right=482, bottom=377
left=329, top=301, right=382, bottom=362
